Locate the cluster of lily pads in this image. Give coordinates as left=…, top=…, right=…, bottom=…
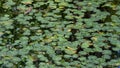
left=0, top=0, right=120, bottom=68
